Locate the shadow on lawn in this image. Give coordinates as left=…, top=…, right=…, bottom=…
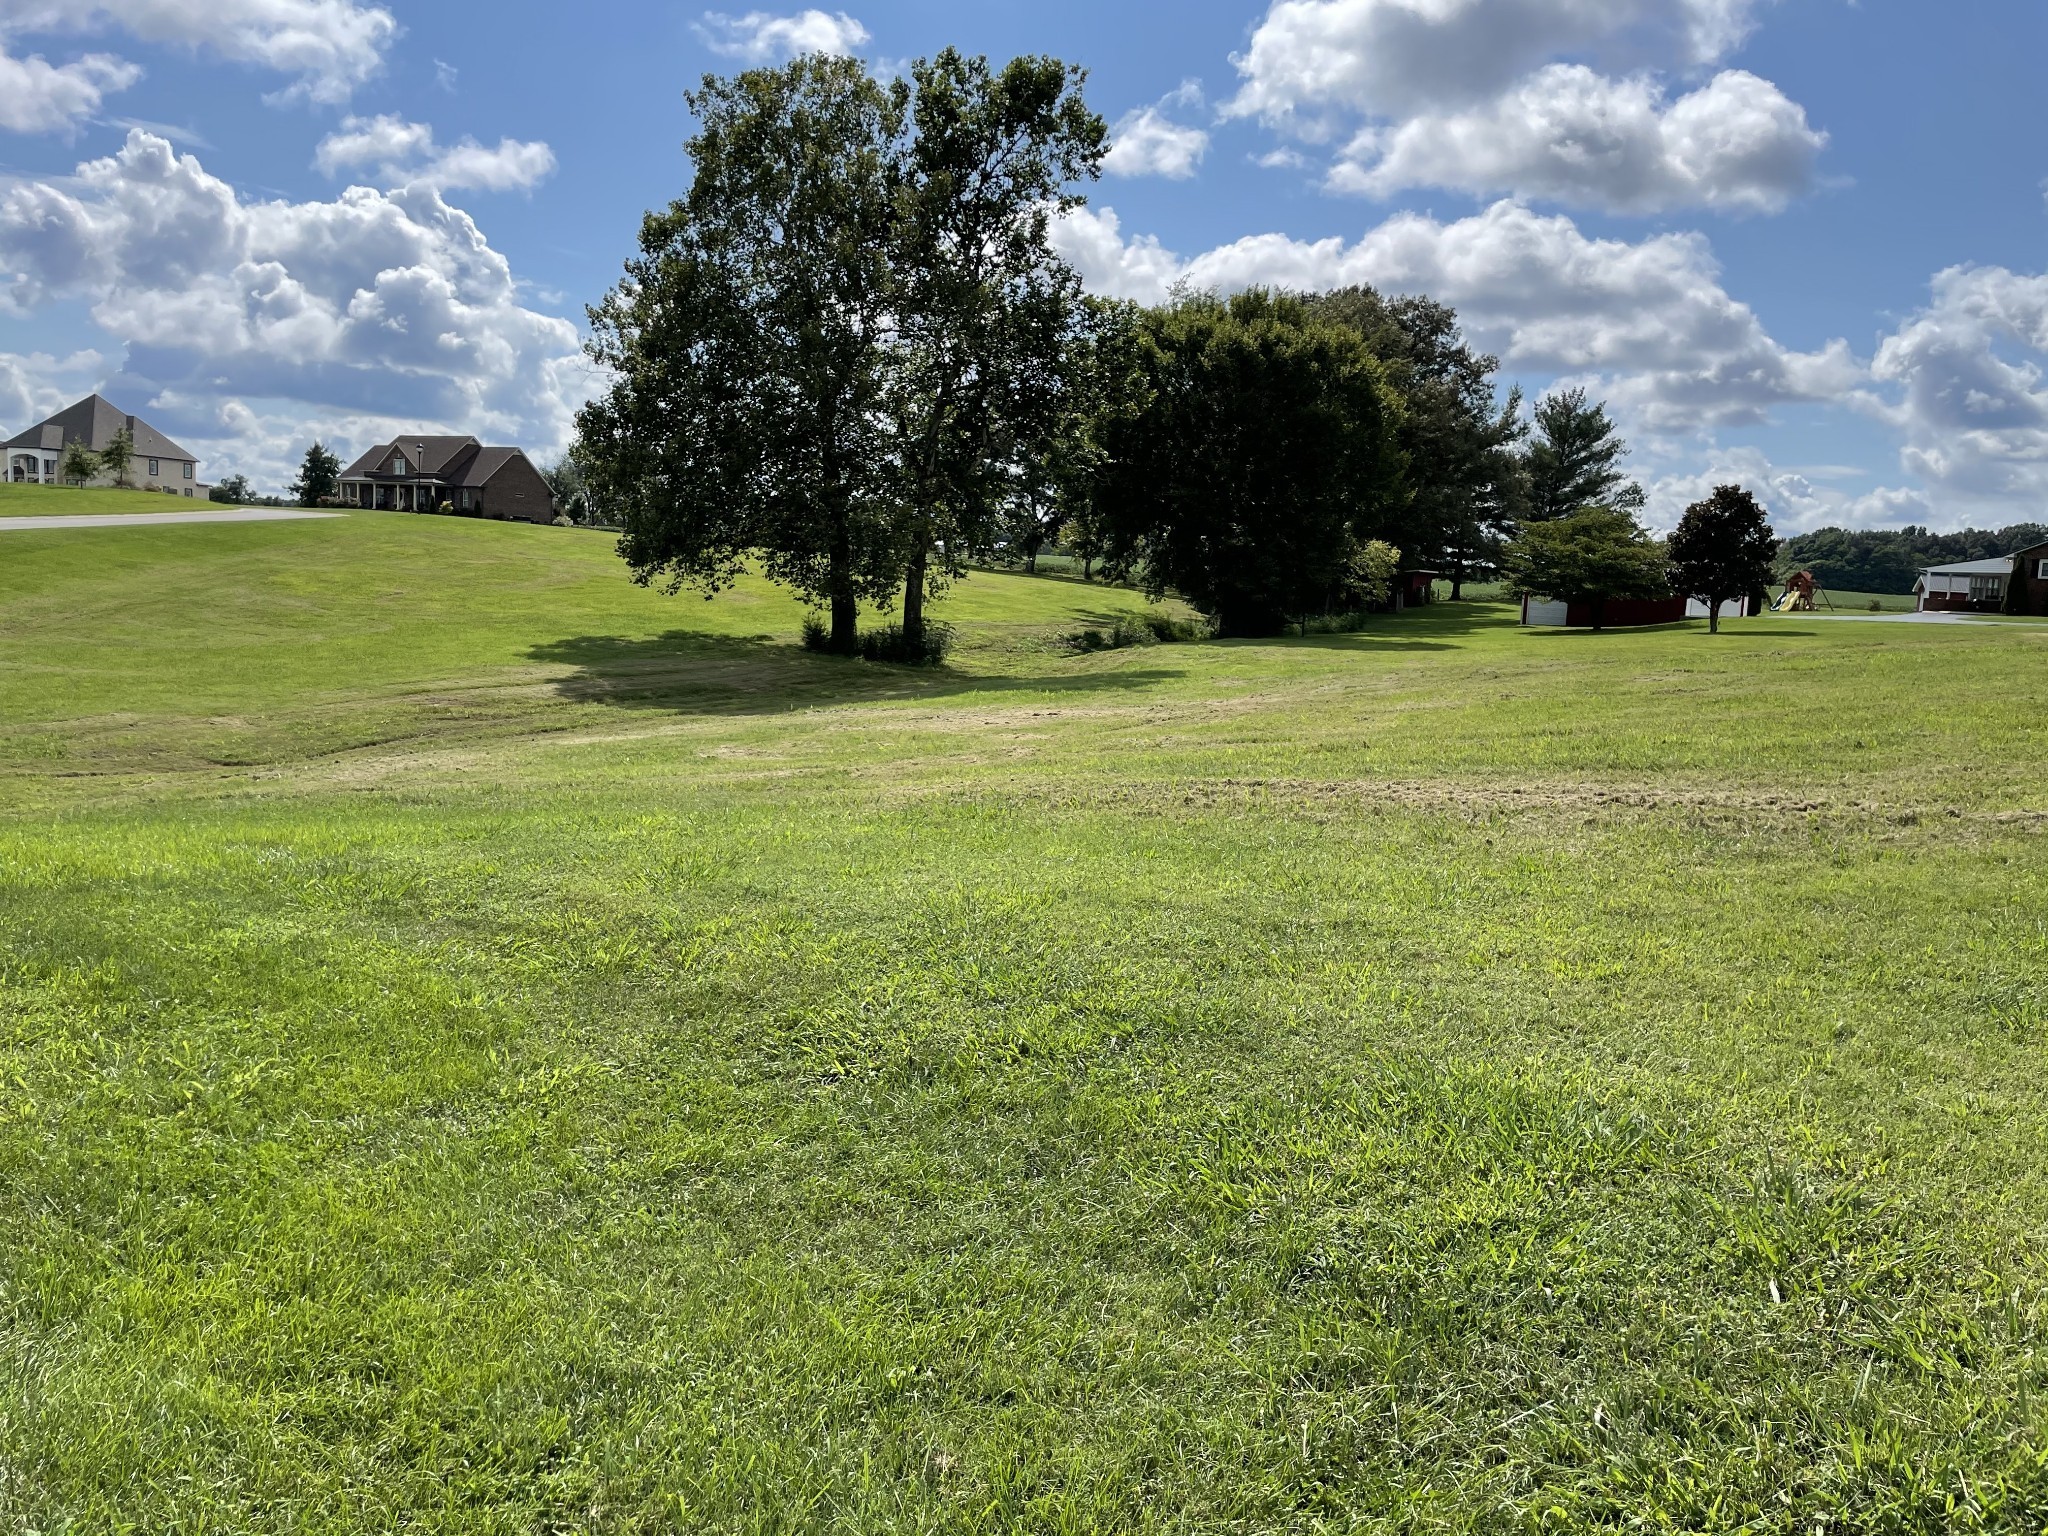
left=529, top=631, right=1184, bottom=716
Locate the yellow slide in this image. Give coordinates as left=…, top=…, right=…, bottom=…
left=1774, top=590, right=1801, bottom=613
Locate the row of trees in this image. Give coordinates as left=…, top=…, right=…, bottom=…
left=1777, top=521, right=2048, bottom=595
left=574, top=49, right=1781, bottom=650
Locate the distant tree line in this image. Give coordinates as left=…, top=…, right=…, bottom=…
left=571, top=48, right=1786, bottom=654
left=1776, top=523, right=2048, bottom=595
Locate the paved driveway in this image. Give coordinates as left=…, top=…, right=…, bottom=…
left=0, top=510, right=345, bottom=532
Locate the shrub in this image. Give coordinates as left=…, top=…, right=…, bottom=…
left=803, top=614, right=952, bottom=666
left=1069, top=610, right=1207, bottom=652
left=858, top=622, right=952, bottom=666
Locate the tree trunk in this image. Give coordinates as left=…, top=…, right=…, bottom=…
left=1708, top=593, right=1721, bottom=635
left=902, top=544, right=928, bottom=651
left=1450, top=574, right=1465, bottom=601
left=1083, top=554, right=1094, bottom=581
left=827, top=507, right=859, bottom=654
left=1592, top=597, right=1606, bottom=632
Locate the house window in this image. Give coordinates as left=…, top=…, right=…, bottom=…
left=183, top=462, right=194, bottom=480
left=147, top=457, right=160, bottom=477
left=391, top=455, right=406, bottom=475
left=2038, top=559, right=2048, bottom=581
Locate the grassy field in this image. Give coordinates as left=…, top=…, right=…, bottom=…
left=4, top=510, right=2048, bottom=1532
left=0, top=482, right=225, bottom=516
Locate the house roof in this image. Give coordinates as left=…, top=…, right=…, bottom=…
left=2, top=394, right=197, bottom=462
left=1918, top=556, right=2016, bottom=577
left=341, top=436, right=482, bottom=479
left=453, top=446, right=525, bottom=487
left=341, top=436, right=535, bottom=488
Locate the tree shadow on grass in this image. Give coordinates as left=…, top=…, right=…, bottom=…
left=1244, top=603, right=1515, bottom=652
left=527, top=631, right=1185, bottom=717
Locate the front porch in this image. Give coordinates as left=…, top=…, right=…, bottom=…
left=9, top=452, right=59, bottom=484
left=345, top=479, right=447, bottom=512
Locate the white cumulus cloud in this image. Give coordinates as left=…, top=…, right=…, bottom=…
left=0, top=42, right=138, bottom=133
left=0, top=0, right=398, bottom=104
left=1227, top=0, right=1767, bottom=127
left=316, top=115, right=558, bottom=193
left=1104, top=83, right=1211, bottom=180
left=0, top=131, right=586, bottom=473
left=1330, top=66, right=1823, bottom=214
left=1868, top=263, right=2048, bottom=509
left=696, top=8, right=869, bottom=62
left=1222, top=0, right=1814, bottom=214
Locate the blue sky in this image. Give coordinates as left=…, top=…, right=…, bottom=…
left=2, top=0, right=2044, bottom=531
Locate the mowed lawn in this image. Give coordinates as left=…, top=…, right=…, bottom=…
left=3, top=511, right=2047, bottom=1532
left=0, top=482, right=224, bottom=517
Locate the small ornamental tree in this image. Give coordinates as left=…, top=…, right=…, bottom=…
left=291, top=442, right=341, bottom=507
left=1668, top=483, right=1778, bottom=633
left=99, top=426, right=135, bottom=488
left=1503, top=505, right=1671, bottom=632
left=59, top=440, right=100, bottom=487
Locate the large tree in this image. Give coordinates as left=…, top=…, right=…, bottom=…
left=886, top=49, right=1106, bottom=652
left=1524, top=387, right=1644, bottom=523
left=1668, top=484, right=1777, bottom=633
left=581, top=54, right=907, bottom=652
left=291, top=442, right=341, bottom=507
left=1304, top=287, right=1525, bottom=598
left=580, top=50, right=1101, bottom=657
left=1503, top=504, right=1671, bottom=631
left=1095, top=289, right=1404, bottom=637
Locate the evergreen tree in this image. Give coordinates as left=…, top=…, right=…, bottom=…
left=291, top=442, right=341, bottom=507
left=99, top=427, right=135, bottom=488
left=1524, top=387, right=1643, bottom=523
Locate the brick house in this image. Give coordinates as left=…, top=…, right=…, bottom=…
left=4, top=394, right=208, bottom=496
left=338, top=436, right=557, bottom=524
left=1915, top=543, right=2048, bottom=613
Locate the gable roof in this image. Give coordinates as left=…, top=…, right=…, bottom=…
left=2, top=394, right=197, bottom=462
left=341, top=436, right=482, bottom=479
left=453, top=446, right=527, bottom=487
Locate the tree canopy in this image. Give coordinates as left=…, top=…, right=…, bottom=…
left=1777, top=522, right=2048, bottom=595
left=1303, top=288, right=1524, bottom=596
left=291, top=442, right=341, bottom=508
left=1504, top=505, right=1670, bottom=630
left=1668, top=485, right=1777, bottom=632
left=1093, top=289, right=1404, bottom=637
left=579, top=48, right=1103, bottom=658
left=1525, top=388, right=1644, bottom=523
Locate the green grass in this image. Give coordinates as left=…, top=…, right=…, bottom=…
left=5, top=511, right=2048, bottom=1531
left=0, top=481, right=219, bottom=515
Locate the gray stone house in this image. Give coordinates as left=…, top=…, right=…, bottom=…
left=4, top=394, right=208, bottom=496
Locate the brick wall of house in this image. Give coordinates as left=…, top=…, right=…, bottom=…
left=480, top=454, right=557, bottom=524
left=2014, top=542, right=2048, bottom=615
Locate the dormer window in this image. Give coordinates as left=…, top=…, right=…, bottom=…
left=391, top=454, right=407, bottom=475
